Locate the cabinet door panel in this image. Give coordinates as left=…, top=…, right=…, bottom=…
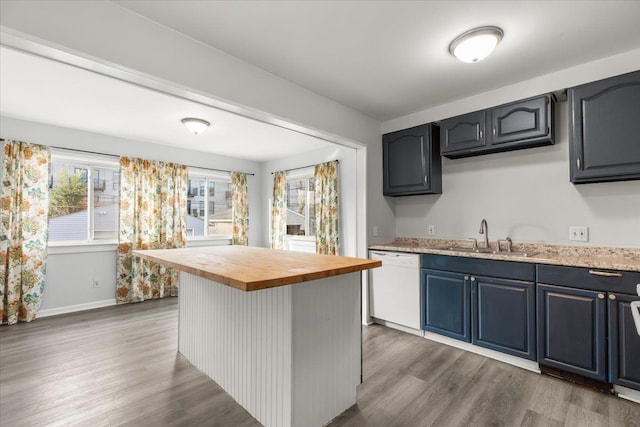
left=570, top=70, right=640, bottom=183
left=440, top=111, right=486, bottom=155
left=472, top=277, right=535, bottom=360
left=537, top=284, right=607, bottom=381
left=608, top=294, right=640, bottom=391
left=490, top=96, right=549, bottom=145
left=383, top=124, right=441, bottom=196
left=422, top=270, right=471, bottom=342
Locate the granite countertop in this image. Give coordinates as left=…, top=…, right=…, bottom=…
left=369, top=238, right=640, bottom=272
left=134, top=245, right=381, bottom=291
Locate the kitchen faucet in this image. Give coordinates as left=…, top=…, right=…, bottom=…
left=479, top=219, right=489, bottom=248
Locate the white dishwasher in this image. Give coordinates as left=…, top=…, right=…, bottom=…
left=369, top=250, right=421, bottom=330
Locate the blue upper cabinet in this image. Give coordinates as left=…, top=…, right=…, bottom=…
left=440, top=110, right=487, bottom=153
left=441, top=94, right=554, bottom=158
left=569, top=70, right=640, bottom=183
left=383, top=123, right=442, bottom=196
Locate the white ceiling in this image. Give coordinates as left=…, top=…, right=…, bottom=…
left=2, top=1, right=640, bottom=162
left=0, top=47, right=333, bottom=162
left=115, top=0, right=640, bottom=121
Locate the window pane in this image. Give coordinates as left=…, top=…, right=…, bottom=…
left=207, top=180, right=232, bottom=236
left=49, top=163, right=89, bottom=241
left=187, top=178, right=205, bottom=237
left=112, top=171, right=120, bottom=190
left=93, top=167, right=119, bottom=240
left=286, top=178, right=306, bottom=236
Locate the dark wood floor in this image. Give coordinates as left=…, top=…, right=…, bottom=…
left=1, top=299, right=638, bottom=426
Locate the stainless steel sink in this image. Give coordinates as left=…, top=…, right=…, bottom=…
left=437, top=247, right=537, bottom=257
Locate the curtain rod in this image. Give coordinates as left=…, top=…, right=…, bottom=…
left=45, top=145, right=255, bottom=176
left=270, top=159, right=339, bottom=175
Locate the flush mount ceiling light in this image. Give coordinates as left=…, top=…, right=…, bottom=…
left=449, top=26, right=504, bottom=63
left=181, top=117, right=210, bottom=135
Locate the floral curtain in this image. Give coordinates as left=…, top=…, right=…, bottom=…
left=314, top=160, right=340, bottom=255
left=270, top=171, right=287, bottom=250
left=231, top=172, right=249, bottom=246
left=116, top=157, right=188, bottom=303
left=0, top=140, right=50, bottom=325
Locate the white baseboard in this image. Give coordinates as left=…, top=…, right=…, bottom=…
left=422, top=330, right=541, bottom=374
left=38, top=299, right=118, bottom=318
left=615, top=385, right=640, bottom=404
left=372, top=318, right=423, bottom=337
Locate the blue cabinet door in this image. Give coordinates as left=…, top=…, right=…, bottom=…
left=608, top=293, right=640, bottom=391
left=472, top=276, right=536, bottom=360
left=421, top=269, right=471, bottom=342
left=537, top=284, right=607, bottom=381
left=382, top=124, right=442, bottom=196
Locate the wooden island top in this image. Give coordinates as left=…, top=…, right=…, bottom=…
left=133, top=245, right=381, bottom=291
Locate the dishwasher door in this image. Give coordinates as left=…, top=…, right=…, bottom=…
left=369, top=251, right=421, bottom=329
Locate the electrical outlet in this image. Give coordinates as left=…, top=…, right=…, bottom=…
left=373, top=226, right=379, bottom=237
left=427, top=225, right=435, bottom=236
left=93, top=280, right=101, bottom=288
left=569, top=226, right=589, bottom=242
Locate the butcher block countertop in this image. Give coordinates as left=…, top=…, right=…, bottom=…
left=133, top=246, right=381, bottom=291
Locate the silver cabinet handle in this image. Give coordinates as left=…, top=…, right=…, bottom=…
left=609, top=294, right=616, bottom=301
left=479, top=130, right=483, bottom=139
left=589, top=270, right=622, bottom=278
left=470, top=277, right=476, bottom=282
left=597, top=293, right=605, bottom=300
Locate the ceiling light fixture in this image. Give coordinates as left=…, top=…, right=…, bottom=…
left=181, top=117, right=210, bottom=135
left=449, top=26, right=504, bottom=63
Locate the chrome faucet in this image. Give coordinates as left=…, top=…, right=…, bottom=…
left=478, top=219, right=489, bottom=248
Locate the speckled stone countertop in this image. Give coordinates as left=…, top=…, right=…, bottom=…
left=369, top=238, right=640, bottom=272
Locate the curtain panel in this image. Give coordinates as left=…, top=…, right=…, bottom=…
left=270, top=171, right=287, bottom=250
left=231, top=172, right=249, bottom=246
left=116, top=157, right=188, bottom=303
left=0, top=140, right=50, bottom=325
left=314, top=160, right=340, bottom=255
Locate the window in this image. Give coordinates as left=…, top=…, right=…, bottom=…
left=112, top=171, right=120, bottom=190
left=286, top=175, right=315, bottom=237
left=187, top=172, right=232, bottom=238
left=48, top=155, right=120, bottom=242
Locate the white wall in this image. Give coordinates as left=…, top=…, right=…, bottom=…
left=1, top=116, right=263, bottom=313
left=261, top=145, right=358, bottom=257
left=0, top=0, right=393, bottom=246
left=384, top=50, right=640, bottom=248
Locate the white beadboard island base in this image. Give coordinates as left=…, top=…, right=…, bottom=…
left=178, top=271, right=361, bottom=427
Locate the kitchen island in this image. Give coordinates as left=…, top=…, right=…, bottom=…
left=134, top=246, right=381, bottom=427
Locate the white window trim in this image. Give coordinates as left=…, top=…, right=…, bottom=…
left=47, top=241, right=118, bottom=254
left=187, top=169, right=232, bottom=241
left=285, top=169, right=316, bottom=239
left=48, top=151, right=120, bottom=246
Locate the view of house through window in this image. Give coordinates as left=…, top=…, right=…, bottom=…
left=187, top=174, right=233, bottom=238
left=286, top=176, right=315, bottom=237
left=48, top=161, right=119, bottom=241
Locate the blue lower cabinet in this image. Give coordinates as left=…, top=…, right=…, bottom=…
left=608, top=294, right=640, bottom=391
left=537, top=284, right=607, bottom=381
left=422, top=269, right=471, bottom=342
left=472, top=276, right=536, bottom=360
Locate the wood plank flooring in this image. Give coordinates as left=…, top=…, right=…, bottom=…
left=1, top=298, right=638, bottom=426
